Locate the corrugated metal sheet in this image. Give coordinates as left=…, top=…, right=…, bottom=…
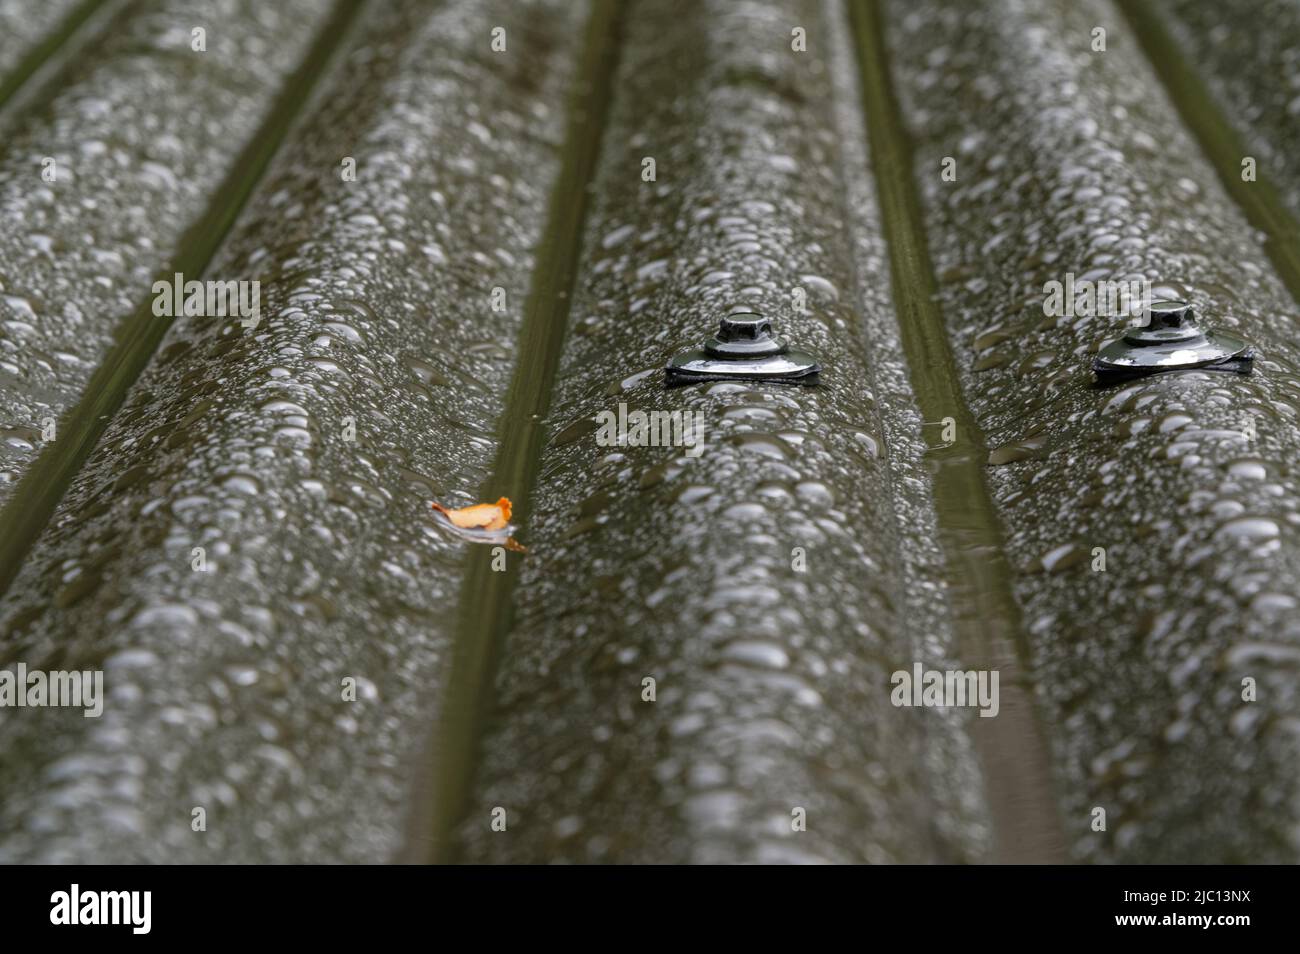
left=0, top=0, right=1297, bottom=864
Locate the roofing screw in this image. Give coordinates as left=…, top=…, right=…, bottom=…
left=666, top=312, right=821, bottom=384
left=1093, top=299, right=1253, bottom=383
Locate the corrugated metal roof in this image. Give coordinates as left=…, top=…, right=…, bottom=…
left=0, top=0, right=1296, bottom=864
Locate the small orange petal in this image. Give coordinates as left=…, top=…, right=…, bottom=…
left=431, top=497, right=515, bottom=531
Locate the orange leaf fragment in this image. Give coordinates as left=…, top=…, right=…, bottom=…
left=431, top=496, right=513, bottom=531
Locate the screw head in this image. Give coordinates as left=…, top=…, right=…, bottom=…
left=705, top=312, right=786, bottom=358
left=1147, top=299, right=1193, bottom=326
left=1125, top=299, right=1201, bottom=345
left=1094, top=298, right=1253, bottom=380
left=666, top=311, right=821, bottom=383
left=718, top=314, right=773, bottom=340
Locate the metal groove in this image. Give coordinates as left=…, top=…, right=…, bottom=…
left=0, top=0, right=106, bottom=118
left=848, top=0, right=1068, bottom=864
left=0, top=0, right=366, bottom=602
left=411, top=0, right=624, bottom=864
left=824, top=2, right=979, bottom=862
left=1117, top=0, right=1300, bottom=311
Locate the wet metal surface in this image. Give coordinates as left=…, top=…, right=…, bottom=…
left=0, top=0, right=95, bottom=111
left=0, top=0, right=584, bottom=862
left=0, top=0, right=1297, bottom=865
left=1121, top=2, right=1300, bottom=326
left=0, top=1, right=84, bottom=75
left=453, top=0, right=988, bottom=864
left=851, top=0, right=1067, bottom=862
left=888, top=0, right=1300, bottom=862
left=0, top=0, right=338, bottom=512
left=1156, top=0, right=1300, bottom=224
